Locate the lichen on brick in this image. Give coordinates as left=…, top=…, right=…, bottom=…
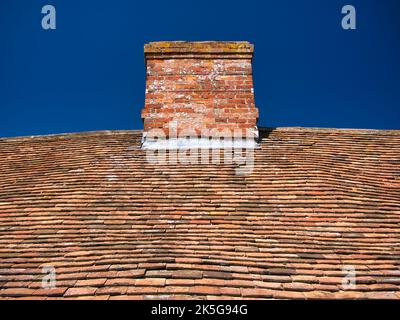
left=141, top=41, right=259, bottom=139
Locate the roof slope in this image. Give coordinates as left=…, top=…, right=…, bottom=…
left=0, top=128, right=399, bottom=299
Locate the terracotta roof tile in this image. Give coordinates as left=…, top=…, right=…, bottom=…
left=0, top=127, right=399, bottom=299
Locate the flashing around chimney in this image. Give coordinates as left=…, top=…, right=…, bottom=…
left=141, top=128, right=259, bottom=150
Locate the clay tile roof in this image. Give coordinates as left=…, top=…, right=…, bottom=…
left=0, top=127, right=399, bottom=300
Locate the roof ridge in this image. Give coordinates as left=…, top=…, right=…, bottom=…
left=1, top=126, right=399, bottom=142
left=259, top=127, right=400, bottom=135
left=0, top=130, right=142, bottom=142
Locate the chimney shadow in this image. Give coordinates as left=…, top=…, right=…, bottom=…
left=257, top=127, right=277, bottom=142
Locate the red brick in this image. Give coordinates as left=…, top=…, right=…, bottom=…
left=142, top=41, right=259, bottom=139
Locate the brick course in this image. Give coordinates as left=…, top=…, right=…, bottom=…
left=141, top=41, right=259, bottom=138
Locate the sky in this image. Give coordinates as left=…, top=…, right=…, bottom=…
left=0, top=0, right=399, bottom=138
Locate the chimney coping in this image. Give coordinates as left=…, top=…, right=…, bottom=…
left=144, top=41, right=254, bottom=59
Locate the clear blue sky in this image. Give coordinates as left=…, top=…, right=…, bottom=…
left=1, top=0, right=399, bottom=137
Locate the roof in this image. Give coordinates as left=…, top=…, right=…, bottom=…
left=0, top=127, right=399, bottom=300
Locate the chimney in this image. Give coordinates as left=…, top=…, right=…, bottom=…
left=141, top=41, right=259, bottom=148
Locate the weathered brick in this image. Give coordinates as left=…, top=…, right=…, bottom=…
left=141, top=41, right=259, bottom=140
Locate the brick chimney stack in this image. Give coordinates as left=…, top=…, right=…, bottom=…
left=141, top=41, right=259, bottom=148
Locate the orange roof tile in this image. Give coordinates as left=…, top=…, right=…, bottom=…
left=0, top=127, right=399, bottom=300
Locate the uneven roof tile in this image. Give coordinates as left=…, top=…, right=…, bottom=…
left=0, top=127, right=399, bottom=299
